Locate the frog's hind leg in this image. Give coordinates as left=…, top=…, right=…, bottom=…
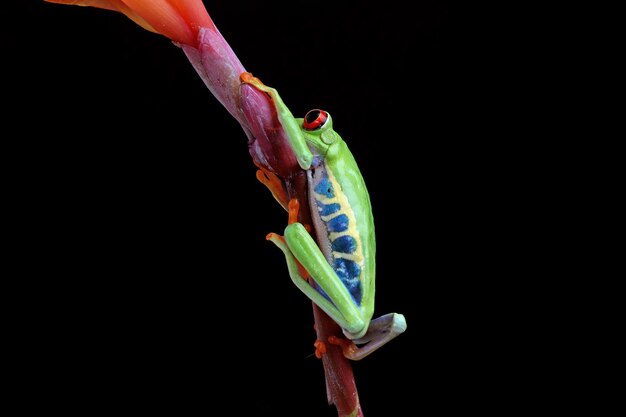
left=266, top=200, right=361, bottom=333
left=265, top=198, right=324, bottom=302
left=329, top=312, right=407, bottom=360
left=266, top=231, right=347, bottom=330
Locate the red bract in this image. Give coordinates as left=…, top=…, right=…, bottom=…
left=45, top=0, right=214, bottom=46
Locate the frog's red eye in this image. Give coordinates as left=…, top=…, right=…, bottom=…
left=303, top=109, right=328, bottom=130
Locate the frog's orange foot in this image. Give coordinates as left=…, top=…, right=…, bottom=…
left=287, top=199, right=312, bottom=232
left=240, top=72, right=272, bottom=96
left=328, top=335, right=359, bottom=359
left=255, top=163, right=288, bottom=210
left=240, top=71, right=262, bottom=86
left=314, top=339, right=327, bottom=359
left=266, top=232, right=285, bottom=244
left=287, top=199, right=300, bottom=225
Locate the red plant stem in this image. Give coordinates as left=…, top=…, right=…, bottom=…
left=285, top=177, right=362, bottom=417
left=312, top=305, right=363, bottom=417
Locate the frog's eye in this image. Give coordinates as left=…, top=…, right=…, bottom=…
left=303, top=109, right=329, bottom=130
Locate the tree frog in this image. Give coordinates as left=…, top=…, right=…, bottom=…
left=241, top=72, right=406, bottom=360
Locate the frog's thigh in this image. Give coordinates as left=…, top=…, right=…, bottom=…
left=284, top=223, right=364, bottom=334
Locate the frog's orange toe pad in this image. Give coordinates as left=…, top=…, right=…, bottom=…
left=240, top=71, right=266, bottom=88
left=240, top=72, right=254, bottom=83
left=266, top=232, right=285, bottom=243
left=328, top=336, right=359, bottom=358
left=314, top=339, right=327, bottom=359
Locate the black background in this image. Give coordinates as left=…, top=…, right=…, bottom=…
left=3, top=2, right=519, bottom=416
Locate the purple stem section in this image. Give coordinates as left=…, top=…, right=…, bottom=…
left=181, top=28, right=299, bottom=178
left=180, top=25, right=361, bottom=416
left=313, top=305, right=363, bottom=417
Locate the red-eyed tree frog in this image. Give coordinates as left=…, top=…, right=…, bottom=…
left=241, top=73, right=407, bottom=360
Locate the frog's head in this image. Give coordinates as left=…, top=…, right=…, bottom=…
left=297, top=109, right=342, bottom=158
